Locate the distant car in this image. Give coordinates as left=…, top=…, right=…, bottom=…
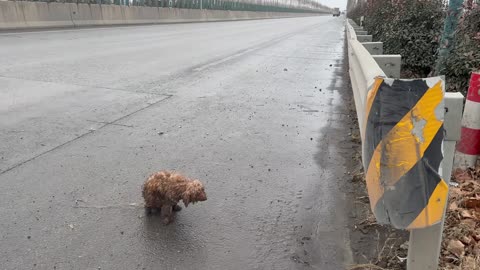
left=332, top=7, right=340, bottom=17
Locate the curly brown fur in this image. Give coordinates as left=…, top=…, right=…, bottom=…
left=142, top=170, right=207, bottom=224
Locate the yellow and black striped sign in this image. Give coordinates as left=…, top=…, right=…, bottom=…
left=363, top=77, right=447, bottom=229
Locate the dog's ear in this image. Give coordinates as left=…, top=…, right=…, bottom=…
left=182, top=191, right=190, bottom=207
left=182, top=183, right=192, bottom=207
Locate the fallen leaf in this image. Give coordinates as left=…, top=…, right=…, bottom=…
left=462, top=219, right=477, bottom=230
left=465, top=198, right=480, bottom=209
left=400, top=241, right=409, bottom=251
left=473, top=243, right=480, bottom=256
left=462, top=256, right=477, bottom=269
left=450, top=187, right=461, bottom=196
left=449, top=201, right=459, bottom=211
left=447, top=239, right=465, bottom=257
left=461, top=210, right=473, bottom=219
left=460, top=236, right=472, bottom=245
left=453, top=168, right=472, bottom=182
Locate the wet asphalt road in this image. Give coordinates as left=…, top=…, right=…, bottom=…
left=0, top=16, right=352, bottom=270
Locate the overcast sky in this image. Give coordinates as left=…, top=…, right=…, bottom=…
left=321, top=0, right=347, bottom=9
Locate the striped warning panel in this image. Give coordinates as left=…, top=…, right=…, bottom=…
left=362, top=77, right=447, bottom=229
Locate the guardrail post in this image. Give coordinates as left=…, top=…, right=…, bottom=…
left=372, top=55, right=401, bottom=78
left=361, top=42, right=383, bottom=55
left=356, top=35, right=372, bottom=42
left=407, top=92, right=465, bottom=270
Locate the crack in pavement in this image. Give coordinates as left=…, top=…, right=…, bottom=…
left=0, top=94, right=173, bottom=176
left=86, top=120, right=135, bottom=128
left=0, top=74, right=165, bottom=96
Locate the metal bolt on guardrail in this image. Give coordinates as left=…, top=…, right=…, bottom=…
left=346, top=19, right=465, bottom=270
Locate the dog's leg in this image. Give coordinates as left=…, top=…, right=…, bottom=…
left=145, top=202, right=162, bottom=216
left=161, top=205, right=174, bottom=225
left=172, top=204, right=182, bottom=212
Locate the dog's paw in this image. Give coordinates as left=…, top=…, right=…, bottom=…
left=163, top=216, right=174, bottom=225
left=172, top=205, right=182, bottom=212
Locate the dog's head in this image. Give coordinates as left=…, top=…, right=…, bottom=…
left=182, top=180, right=207, bottom=207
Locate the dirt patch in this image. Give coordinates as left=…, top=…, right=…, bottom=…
left=343, top=96, right=408, bottom=270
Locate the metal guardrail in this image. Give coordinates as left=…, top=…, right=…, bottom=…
left=346, top=19, right=465, bottom=270
left=346, top=20, right=385, bottom=138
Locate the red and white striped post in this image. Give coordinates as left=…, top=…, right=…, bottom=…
left=455, top=72, right=480, bottom=169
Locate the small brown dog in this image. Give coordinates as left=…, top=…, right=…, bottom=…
left=142, top=170, right=207, bottom=224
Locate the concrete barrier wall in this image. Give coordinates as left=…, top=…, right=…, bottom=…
left=71, top=4, right=97, bottom=26
left=0, top=1, right=27, bottom=29
left=20, top=2, right=75, bottom=28
left=100, top=4, right=125, bottom=24
left=0, top=1, right=318, bottom=30
left=124, top=6, right=160, bottom=24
